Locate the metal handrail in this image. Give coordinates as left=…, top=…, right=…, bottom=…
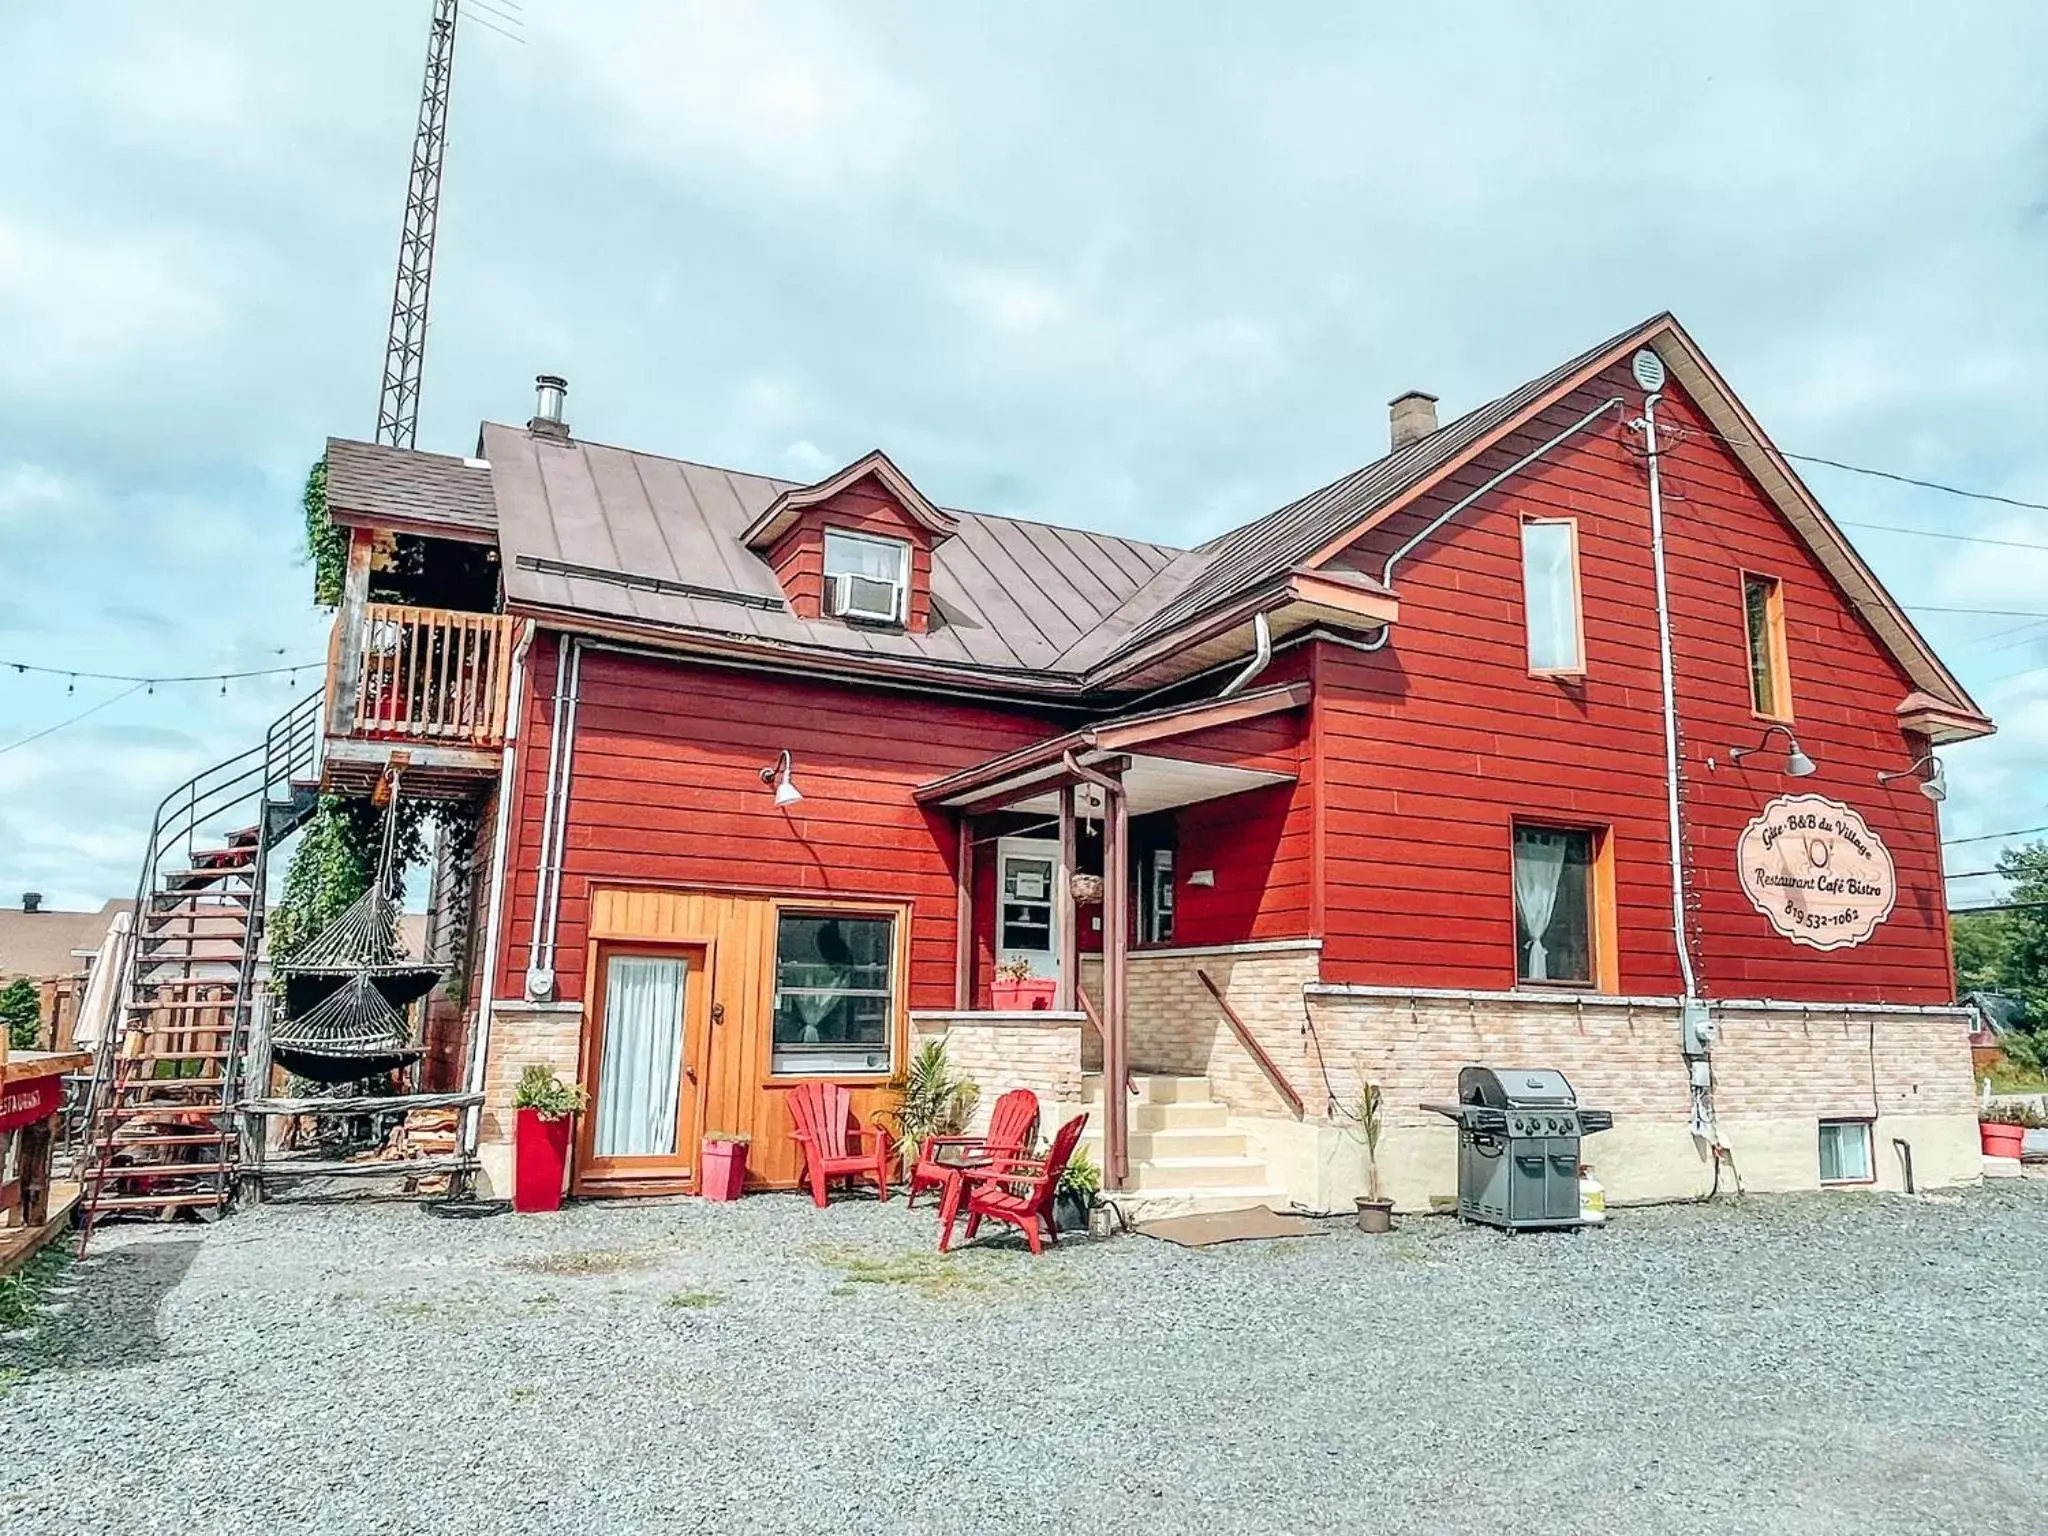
left=76, top=689, right=324, bottom=1155
left=1196, top=967, right=1306, bottom=1120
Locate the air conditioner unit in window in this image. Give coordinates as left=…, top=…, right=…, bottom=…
left=829, top=572, right=902, bottom=624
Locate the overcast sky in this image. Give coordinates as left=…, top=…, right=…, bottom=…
left=3, top=1, right=2046, bottom=914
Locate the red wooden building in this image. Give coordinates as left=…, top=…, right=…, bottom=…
left=316, top=313, right=1993, bottom=1211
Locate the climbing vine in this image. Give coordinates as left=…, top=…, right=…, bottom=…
left=304, top=456, right=345, bottom=608
left=270, top=796, right=480, bottom=963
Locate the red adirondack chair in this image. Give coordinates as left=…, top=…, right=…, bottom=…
left=906, top=1088, right=1041, bottom=1208
left=787, top=1081, right=894, bottom=1208
left=941, top=1113, right=1089, bottom=1256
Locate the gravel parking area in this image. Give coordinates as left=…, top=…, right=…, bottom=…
left=5, top=1181, right=2045, bottom=1535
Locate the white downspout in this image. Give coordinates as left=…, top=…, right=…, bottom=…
left=524, top=635, right=582, bottom=1001
left=536, top=638, right=582, bottom=989
left=1635, top=372, right=1721, bottom=1154
left=460, top=618, right=535, bottom=1168
left=1217, top=611, right=1272, bottom=698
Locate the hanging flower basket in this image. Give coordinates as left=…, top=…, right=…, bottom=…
left=1069, top=873, right=1105, bottom=906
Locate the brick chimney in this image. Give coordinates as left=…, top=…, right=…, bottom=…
left=528, top=374, right=570, bottom=442
left=22, top=891, right=42, bottom=913
left=1389, top=390, right=1439, bottom=451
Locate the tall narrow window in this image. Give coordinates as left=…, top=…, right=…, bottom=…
left=1520, top=519, right=1583, bottom=674
left=1512, top=825, right=1594, bottom=986
left=1140, top=846, right=1175, bottom=945
left=1743, top=573, right=1791, bottom=719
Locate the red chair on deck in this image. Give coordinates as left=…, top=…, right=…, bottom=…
left=941, top=1113, right=1089, bottom=1256
left=787, top=1081, right=894, bottom=1208
left=906, top=1088, right=1041, bottom=1209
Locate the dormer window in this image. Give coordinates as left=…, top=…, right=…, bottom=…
left=825, top=530, right=909, bottom=625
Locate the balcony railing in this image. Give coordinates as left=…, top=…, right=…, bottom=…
left=337, top=603, right=517, bottom=749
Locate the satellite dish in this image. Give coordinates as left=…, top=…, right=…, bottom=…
left=1631, top=348, right=1667, bottom=392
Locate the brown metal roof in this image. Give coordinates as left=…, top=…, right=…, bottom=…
left=1108, top=314, right=1671, bottom=653
left=326, top=437, right=498, bottom=543
left=485, top=424, right=1181, bottom=679
left=0, top=900, right=131, bottom=982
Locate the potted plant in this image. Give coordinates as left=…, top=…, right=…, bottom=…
left=1353, top=1078, right=1394, bottom=1234
left=991, top=955, right=1057, bottom=1011
left=512, top=1065, right=586, bottom=1213
left=1980, top=1101, right=2044, bottom=1159
left=701, top=1132, right=750, bottom=1202
left=892, top=1038, right=979, bottom=1182
left=1055, top=1142, right=1101, bottom=1237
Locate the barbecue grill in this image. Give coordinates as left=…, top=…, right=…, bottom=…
left=1423, top=1066, right=1613, bottom=1231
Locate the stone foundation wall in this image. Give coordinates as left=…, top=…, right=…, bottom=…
left=910, top=1011, right=1085, bottom=1130
left=1083, top=941, right=1324, bottom=1110
left=473, top=999, right=584, bottom=1197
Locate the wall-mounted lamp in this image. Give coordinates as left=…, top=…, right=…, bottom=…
left=760, top=749, right=803, bottom=808
left=1728, top=723, right=1816, bottom=778
left=1878, top=753, right=1946, bottom=803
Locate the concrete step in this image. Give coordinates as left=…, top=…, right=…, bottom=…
left=1081, top=1073, right=1211, bottom=1105
left=1080, top=1126, right=1248, bottom=1162
left=1129, top=1155, right=1275, bottom=1193
left=1048, top=1098, right=1231, bottom=1133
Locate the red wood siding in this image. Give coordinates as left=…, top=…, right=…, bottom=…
left=1311, top=358, right=1951, bottom=1004
left=1173, top=782, right=1315, bottom=945
left=496, top=644, right=1058, bottom=1009
left=764, top=479, right=935, bottom=632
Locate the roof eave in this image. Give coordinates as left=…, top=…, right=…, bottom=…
left=738, top=449, right=961, bottom=551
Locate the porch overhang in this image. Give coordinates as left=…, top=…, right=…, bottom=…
left=915, top=680, right=1308, bottom=816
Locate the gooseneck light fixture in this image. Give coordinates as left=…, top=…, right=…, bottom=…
left=1728, top=722, right=1816, bottom=778
left=760, top=749, right=804, bottom=808
left=1878, top=752, right=1946, bottom=803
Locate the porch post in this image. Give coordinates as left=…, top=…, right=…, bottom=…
left=953, top=815, right=974, bottom=1010
left=330, top=527, right=375, bottom=737
left=1056, top=785, right=1078, bottom=1013
left=1102, top=772, right=1131, bottom=1190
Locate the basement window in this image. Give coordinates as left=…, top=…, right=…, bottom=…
left=770, top=911, right=896, bottom=1076
left=1818, top=1120, right=1873, bottom=1185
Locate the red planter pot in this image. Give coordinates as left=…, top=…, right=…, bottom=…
left=991, top=978, right=1059, bottom=1011
left=702, top=1138, right=749, bottom=1201
left=514, top=1107, right=574, bottom=1212
left=1980, top=1121, right=2027, bottom=1159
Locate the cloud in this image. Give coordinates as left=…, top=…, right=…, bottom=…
left=2, top=0, right=2047, bottom=911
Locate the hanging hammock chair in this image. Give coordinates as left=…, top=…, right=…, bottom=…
left=268, top=775, right=442, bottom=1086
left=270, top=971, right=424, bottom=1086
left=274, top=880, right=441, bottom=1022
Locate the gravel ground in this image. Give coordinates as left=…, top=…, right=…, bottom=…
left=4, top=1180, right=2045, bottom=1535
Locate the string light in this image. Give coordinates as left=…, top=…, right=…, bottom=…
left=1, top=657, right=321, bottom=685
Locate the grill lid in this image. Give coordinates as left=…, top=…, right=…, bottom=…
left=1458, top=1065, right=1579, bottom=1109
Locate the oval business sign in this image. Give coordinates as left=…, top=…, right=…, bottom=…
left=1736, top=794, right=1897, bottom=951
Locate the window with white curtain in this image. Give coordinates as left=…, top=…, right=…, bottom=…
left=1512, top=825, right=1594, bottom=986
left=1818, top=1120, right=1873, bottom=1184
left=771, top=912, right=896, bottom=1076
left=591, top=954, right=688, bottom=1159
left=824, top=530, right=908, bottom=624
left=1520, top=518, right=1583, bottom=673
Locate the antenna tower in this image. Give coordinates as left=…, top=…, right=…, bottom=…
left=374, top=0, right=461, bottom=450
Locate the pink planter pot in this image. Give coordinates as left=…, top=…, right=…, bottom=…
left=1980, top=1121, right=2027, bottom=1159
left=991, top=978, right=1059, bottom=1011
left=702, top=1139, right=749, bottom=1201
left=514, top=1107, right=573, bottom=1212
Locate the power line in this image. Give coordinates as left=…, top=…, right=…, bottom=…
left=1836, top=519, right=2048, bottom=554
left=1945, top=825, right=2048, bottom=848
left=0, top=683, right=147, bottom=757
left=1662, top=421, right=2048, bottom=515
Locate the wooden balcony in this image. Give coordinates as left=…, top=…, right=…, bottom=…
left=322, top=604, right=517, bottom=800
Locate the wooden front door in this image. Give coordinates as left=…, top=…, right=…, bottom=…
left=574, top=943, right=709, bottom=1195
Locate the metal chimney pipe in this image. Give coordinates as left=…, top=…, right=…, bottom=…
left=529, top=374, right=570, bottom=441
